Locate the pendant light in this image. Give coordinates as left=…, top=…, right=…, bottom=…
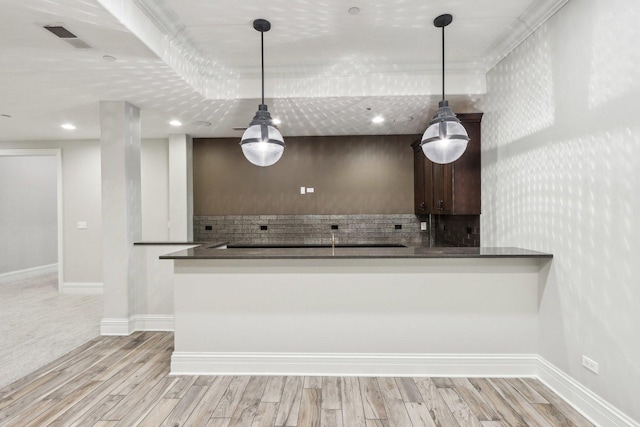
left=240, top=19, right=285, bottom=167
left=421, top=14, right=469, bottom=165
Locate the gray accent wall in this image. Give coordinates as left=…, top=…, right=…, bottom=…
left=193, top=135, right=417, bottom=216
left=0, top=155, right=58, bottom=274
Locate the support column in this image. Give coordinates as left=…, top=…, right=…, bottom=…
left=169, top=134, right=193, bottom=241
left=100, top=101, right=141, bottom=335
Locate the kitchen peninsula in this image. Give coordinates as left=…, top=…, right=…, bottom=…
left=160, top=244, right=552, bottom=376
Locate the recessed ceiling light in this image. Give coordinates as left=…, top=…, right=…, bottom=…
left=169, top=120, right=183, bottom=127
left=272, top=118, right=282, bottom=125
left=348, top=7, right=360, bottom=15
left=372, top=116, right=384, bottom=124
left=102, top=55, right=117, bottom=62
left=61, top=123, right=76, bottom=130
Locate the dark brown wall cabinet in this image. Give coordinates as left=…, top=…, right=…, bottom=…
left=412, top=113, right=483, bottom=215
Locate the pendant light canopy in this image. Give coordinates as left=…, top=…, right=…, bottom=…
left=421, top=14, right=469, bottom=165
left=240, top=19, right=285, bottom=167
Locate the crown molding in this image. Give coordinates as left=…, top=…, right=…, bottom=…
left=105, top=0, right=568, bottom=99
left=481, top=0, right=571, bottom=72
left=132, top=0, right=200, bottom=55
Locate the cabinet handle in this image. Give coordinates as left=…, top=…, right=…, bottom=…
left=438, top=200, right=444, bottom=210
left=419, top=201, right=426, bottom=210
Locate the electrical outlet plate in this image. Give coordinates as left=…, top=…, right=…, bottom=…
left=300, top=186, right=306, bottom=194
left=77, top=221, right=87, bottom=229
left=420, top=222, right=427, bottom=231
left=307, top=187, right=314, bottom=193
left=582, top=355, right=599, bottom=374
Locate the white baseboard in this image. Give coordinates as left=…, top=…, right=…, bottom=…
left=131, top=315, right=174, bottom=331
left=61, top=282, right=103, bottom=294
left=100, top=315, right=174, bottom=336
left=0, top=263, right=58, bottom=284
left=170, top=352, right=539, bottom=377
left=537, top=357, right=639, bottom=427
left=100, top=318, right=134, bottom=336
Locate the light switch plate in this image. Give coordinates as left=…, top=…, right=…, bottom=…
left=420, top=222, right=427, bottom=231
left=307, top=187, right=315, bottom=193
left=300, top=187, right=306, bottom=194
left=582, top=355, right=599, bottom=374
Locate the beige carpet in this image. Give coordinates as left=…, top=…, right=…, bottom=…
left=0, top=272, right=103, bottom=389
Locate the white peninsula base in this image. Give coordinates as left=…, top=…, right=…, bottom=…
left=170, top=256, right=551, bottom=377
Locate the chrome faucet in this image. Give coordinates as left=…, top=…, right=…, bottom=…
left=331, top=232, right=335, bottom=256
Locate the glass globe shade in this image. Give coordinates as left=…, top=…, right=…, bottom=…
left=240, top=124, right=285, bottom=167
left=421, top=120, right=469, bottom=164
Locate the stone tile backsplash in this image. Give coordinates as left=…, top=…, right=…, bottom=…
left=434, top=215, right=480, bottom=247
left=194, top=214, right=428, bottom=246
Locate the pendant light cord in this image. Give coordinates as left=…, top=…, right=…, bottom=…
left=441, top=25, right=445, bottom=102
left=261, top=30, right=265, bottom=105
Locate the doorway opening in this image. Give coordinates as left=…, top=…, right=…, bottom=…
left=0, top=149, right=63, bottom=290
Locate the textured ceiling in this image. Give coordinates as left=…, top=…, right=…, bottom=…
left=0, top=0, right=569, bottom=141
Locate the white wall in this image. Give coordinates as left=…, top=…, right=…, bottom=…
left=482, top=0, right=640, bottom=421
left=61, top=142, right=103, bottom=283
left=0, top=139, right=171, bottom=285
left=141, top=139, right=170, bottom=241
left=0, top=156, right=57, bottom=274
left=0, top=141, right=102, bottom=283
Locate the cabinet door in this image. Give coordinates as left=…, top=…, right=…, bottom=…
left=413, top=146, right=427, bottom=214
left=432, top=164, right=444, bottom=213
left=412, top=141, right=434, bottom=214
left=452, top=114, right=482, bottom=214
left=412, top=140, right=450, bottom=215
left=412, top=112, right=482, bottom=216
left=432, top=163, right=454, bottom=214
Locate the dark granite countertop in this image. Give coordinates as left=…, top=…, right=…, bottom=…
left=159, top=244, right=552, bottom=260
left=134, top=241, right=216, bottom=246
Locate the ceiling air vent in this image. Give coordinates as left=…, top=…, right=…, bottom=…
left=43, top=25, right=93, bottom=49
left=44, top=25, right=76, bottom=38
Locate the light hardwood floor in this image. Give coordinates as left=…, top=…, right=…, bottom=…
left=0, top=332, right=594, bottom=427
